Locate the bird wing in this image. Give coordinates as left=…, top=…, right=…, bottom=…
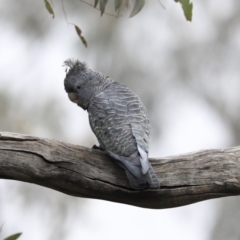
left=88, top=82, right=150, bottom=176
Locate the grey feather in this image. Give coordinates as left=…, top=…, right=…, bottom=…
left=136, top=145, right=149, bottom=174
left=64, top=59, right=160, bottom=189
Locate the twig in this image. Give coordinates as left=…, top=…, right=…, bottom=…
left=61, top=0, right=68, bottom=23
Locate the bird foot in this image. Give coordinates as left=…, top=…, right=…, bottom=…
left=92, top=145, right=104, bottom=151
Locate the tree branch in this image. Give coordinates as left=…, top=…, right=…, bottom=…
left=0, top=132, right=240, bottom=209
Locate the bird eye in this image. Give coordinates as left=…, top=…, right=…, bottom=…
left=77, top=86, right=81, bottom=89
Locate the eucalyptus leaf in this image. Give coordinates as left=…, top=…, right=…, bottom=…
left=129, top=0, right=145, bottom=18
left=115, top=0, right=123, bottom=12
left=44, top=0, right=54, bottom=18
left=94, top=0, right=99, bottom=8
left=100, top=0, right=108, bottom=16
left=74, top=25, right=88, bottom=48
left=179, top=0, right=193, bottom=21
left=75, top=25, right=82, bottom=35
left=80, top=36, right=88, bottom=48
left=4, top=233, right=22, bottom=240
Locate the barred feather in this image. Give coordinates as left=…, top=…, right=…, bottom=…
left=88, top=81, right=160, bottom=189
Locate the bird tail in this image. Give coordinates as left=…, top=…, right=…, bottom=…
left=125, top=164, right=160, bottom=190
left=146, top=164, right=160, bottom=189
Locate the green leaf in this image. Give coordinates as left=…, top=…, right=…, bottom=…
left=44, top=0, right=55, bottom=18
left=179, top=0, right=193, bottom=21
left=80, top=36, right=87, bottom=48
left=94, top=0, right=99, bottom=8
left=115, top=0, right=123, bottom=12
left=74, top=25, right=88, bottom=48
left=75, top=25, right=82, bottom=36
left=129, top=0, right=145, bottom=18
left=100, top=0, right=108, bottom=16
left=4, top=233, right=22, bottom=240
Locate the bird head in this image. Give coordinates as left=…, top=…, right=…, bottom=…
left=63, top=59, right=99, bottom=110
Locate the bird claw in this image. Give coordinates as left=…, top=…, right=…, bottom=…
left=92, top=145, right=104, bottom=151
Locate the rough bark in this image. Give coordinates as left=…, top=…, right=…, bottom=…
left=0, top=132, right=240, bottom=209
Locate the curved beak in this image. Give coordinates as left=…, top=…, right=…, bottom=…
left=68, top=93, right=78, bottom=103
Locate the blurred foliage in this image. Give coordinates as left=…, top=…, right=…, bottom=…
left=210, top=198, right=240, bottom=240
left=0, top=91, right=58, bottom=135
left=0, top=86, right=86, bottom=240
left=0, top=1, right=48, bottom=40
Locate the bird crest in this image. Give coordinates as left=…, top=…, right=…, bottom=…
left=63, top=59, right=87, bottom=74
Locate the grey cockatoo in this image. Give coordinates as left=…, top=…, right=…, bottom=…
left=63, top=59, right=160, bottom=189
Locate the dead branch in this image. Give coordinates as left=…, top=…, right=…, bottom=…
left=0, top=132, right=240, bottom=209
